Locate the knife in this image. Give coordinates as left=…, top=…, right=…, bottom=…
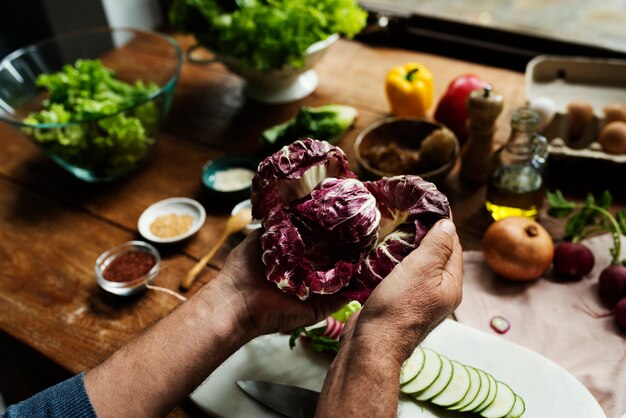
left=236, top=380, right=320, bottom=418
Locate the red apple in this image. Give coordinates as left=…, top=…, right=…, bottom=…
left=434, top=74, right=491, bottom=144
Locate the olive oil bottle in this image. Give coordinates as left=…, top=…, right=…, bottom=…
left=486, top=107, right=548, bottom=221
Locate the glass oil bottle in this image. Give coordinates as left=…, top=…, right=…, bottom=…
left=485, top=106, right=548, bottom=221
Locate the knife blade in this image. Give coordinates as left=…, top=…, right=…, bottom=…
left=236, top=380, right=320, bottom=418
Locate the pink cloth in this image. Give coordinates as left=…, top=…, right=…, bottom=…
left=455, top=234, right=626, bottom=418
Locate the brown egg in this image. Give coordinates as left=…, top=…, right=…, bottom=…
left=604, top=103, right=626, bottom=124
left=567, top=102, right=594, bottom=139
left=567, top=102, right=593, bottom=141
left=598, top=121, right=626, bottom=154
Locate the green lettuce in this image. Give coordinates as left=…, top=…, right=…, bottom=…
left=169, top=0, right=367, bottom=71
left=23, top=59, right=159, bottom=176
left=261, top=104, right=358, bottom=151
left=330, top=300, right=361, bottom=323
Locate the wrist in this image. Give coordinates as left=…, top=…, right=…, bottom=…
left=338, top=333, right=404, bottom=376
left=194, top=277, right=259, bottom=345
left=350, top=316, right=429, bottom=366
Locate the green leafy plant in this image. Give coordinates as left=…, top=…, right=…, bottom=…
left=547, top=190, right=626, bottom=264
left=261, top=104, right=357, bottom=151
left=23, top=59, right=159, bottom=176
left=169, top=0, right=367, bottom=71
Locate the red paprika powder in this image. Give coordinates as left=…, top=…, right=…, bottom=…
left=103, top=251, right=156, bottom=283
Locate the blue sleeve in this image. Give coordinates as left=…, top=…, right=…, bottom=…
left=2, top=372, right=96, bottom=418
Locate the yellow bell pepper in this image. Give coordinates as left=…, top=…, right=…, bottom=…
left=385, top=63, right=434, bottom=117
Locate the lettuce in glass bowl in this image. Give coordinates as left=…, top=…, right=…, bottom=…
left=0, top=28, right=182, bottom=182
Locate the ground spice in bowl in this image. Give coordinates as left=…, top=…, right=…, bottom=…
left=103, top=251, right=157, bottom=283
left=149, top=213, right=195, bottom=238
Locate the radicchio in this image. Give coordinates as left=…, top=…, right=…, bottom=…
left=251, top=139, right=450, bottom=302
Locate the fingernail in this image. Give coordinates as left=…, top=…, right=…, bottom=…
left=439, top=219, right=456, bottom=236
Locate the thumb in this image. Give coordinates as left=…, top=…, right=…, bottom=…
left=404, top=219, right=456, bottom=272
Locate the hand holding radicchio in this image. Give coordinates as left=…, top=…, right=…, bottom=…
left=251, top=139, right=450, bottom=302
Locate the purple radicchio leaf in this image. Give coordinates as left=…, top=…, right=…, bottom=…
left=343, top=175, right=450, bottom=303
left=252, top=139, right=450, bottom=303
left=261, top=177, right=380, bottom=300
left=251, top=139, right=356, bottom=221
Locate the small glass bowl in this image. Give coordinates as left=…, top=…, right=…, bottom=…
left=95, top=241, right=161, bottom=296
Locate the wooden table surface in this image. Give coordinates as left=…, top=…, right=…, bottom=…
left=0, top=33, right=538, bottom=416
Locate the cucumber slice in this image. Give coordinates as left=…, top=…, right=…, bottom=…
left=504, top=395, right=526, bottom=418
left=401, top=348, right=442, bottom=394
left=400, top=347, right=425, bottom=385
left=480, top=381, right=516, bottom=418
left=413, top=354, right=453, bottom=401
left=474, top=373, right=498, bottom=412
left=448, top=365, right=481, bottom=410
left=461, top=368, right=490, bottom=412
left=431, top=360, right=471, bottom=407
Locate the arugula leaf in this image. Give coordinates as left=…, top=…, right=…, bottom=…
left=617, top=211, right=626, bottom=236
left=546, top=190, right=576, bottom=218
left=598, top=190, right=612, bottom=210
left=547, top=189, right=624, bottom=264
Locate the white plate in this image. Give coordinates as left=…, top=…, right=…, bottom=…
left=137, top=197, right=206, bottom=244
left=190, top=319, right=606, bottom=418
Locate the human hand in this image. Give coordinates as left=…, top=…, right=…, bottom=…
left=348, top=219, right=463, bottom=365
left=214, top=230, right=347, bottom=337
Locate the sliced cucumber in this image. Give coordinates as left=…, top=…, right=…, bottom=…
left=413, top=354, right=453, bottom=401
left=400, top=346, right=526, bottom=417
left=401, top=347, right=442, bottom=394
left=449, top=365, right=481, bottom=410
left=400, top=347, right=425, bottom=385
left=474, top=373, right=498, bottom=412
left=461, top=368, right=490, bottom=412
left=431, top=360, right=471, bottom=407
left=480, top=381, right=516, bottom=418
left=504, top=395, right=526, bottom=418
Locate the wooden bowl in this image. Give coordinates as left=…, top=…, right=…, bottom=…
left=354, top=117, right=459, bottom=183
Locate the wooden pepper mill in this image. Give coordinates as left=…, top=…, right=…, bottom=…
left=460, top=87, right=504, bottom=183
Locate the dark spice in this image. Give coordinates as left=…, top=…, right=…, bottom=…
left=103, top=251, right=156, bottom=283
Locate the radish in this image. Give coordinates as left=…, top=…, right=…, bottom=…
left=598, top=264, right=626, bottom=305
left=615, top=298, right=626, bottom=330
left=552, top=242, right=595, bottom=279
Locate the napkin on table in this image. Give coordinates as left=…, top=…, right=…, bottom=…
left=455, top=234, right=626, bottom=417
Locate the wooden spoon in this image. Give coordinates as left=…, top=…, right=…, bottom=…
left=181, top=208, right=253, bottom=290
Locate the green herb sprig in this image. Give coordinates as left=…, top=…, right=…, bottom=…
left=547, top=190, right=626, bottom=264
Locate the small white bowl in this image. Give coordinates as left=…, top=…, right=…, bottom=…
left=138, top=197, right=206, bottom=243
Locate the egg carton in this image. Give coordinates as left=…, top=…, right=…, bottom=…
left=525, top=55, right=626, bottom=163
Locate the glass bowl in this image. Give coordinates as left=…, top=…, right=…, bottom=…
left=95, top=241, right=160, bottom=296
left=0, top=27, right=182, bottom=182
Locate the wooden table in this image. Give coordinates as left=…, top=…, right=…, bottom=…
left=0, top=34, right=529, bottom=415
